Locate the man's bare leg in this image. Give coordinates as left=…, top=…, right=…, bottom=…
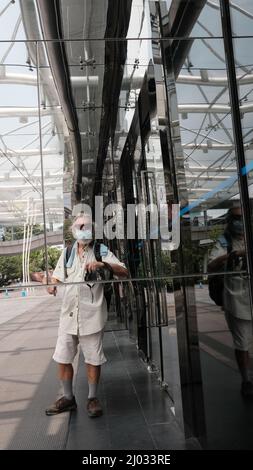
left=58, top=363, right=74, bottom=381
left=86, top=363, right=101, bottom=398
left=58, top=363, right=74, bottom=399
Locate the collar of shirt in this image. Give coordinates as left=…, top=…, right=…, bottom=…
left=76, top=246, right=94, bottom=270
left=78, top=249, right=88, bottom=260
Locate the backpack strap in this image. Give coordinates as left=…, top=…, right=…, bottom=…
left=93, top=242, right=109, bottom=261
left=94, top=242, right=113, bottom=278
left=218, top=234, right=232, bottom=254
left=94, top=241, right=102, bottom=262
left=64, top=244, right=74, bottom=278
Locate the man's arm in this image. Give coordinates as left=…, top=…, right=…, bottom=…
left=105, top=263, right=128, bottom=278
left=86, top=261, right=128, bottom=278
left=86, top=246, right=128, bottom=278
left=42, top=250, right=65, bottom=295
left=207, top=253, right=229, bottom=272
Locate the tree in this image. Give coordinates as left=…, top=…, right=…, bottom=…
left=0, top=246, right=61, bottom=282
left=0, top=254, right=22, bottom=282
left=63, top=219, right=74, bottom=243
left=29, top=246, right=61, bottom=272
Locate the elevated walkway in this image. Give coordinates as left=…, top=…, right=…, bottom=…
left=0, top=231, right=62, bottom=256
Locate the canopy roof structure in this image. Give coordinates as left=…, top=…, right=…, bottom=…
left=0, top=0, right=252, bottom=232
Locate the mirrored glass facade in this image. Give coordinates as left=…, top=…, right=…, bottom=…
left=1, top=0, right=253, bottom=449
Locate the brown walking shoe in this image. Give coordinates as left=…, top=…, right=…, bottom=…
left=45, top=396, right=77, bottom=416
left=86, top=397, right=103, bottom=418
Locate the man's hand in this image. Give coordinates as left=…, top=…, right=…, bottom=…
left=234, top=249, right=245, bottom=257
left=47, top=286, right=57, bottom=296
left=86, top=261, right=105, bottom=273
left=42, top=274, right=58, bottom=296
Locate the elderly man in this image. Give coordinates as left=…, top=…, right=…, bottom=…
left=208, top=207, right=253, bottom=397
left=45, top=214, right=128, bottom=417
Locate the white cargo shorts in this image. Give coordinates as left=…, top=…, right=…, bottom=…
left=225, top=312, right=252, bottom=351
left=53, top=329, right=107, bottom=366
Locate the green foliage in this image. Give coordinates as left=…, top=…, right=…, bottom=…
left=208, top=226, right=223, bottom=243
left=63, top=219, right=74, bottom=243
left=0, top=254, right=22, bottom=280
left=0, top=246, right=61, bottom=281
left=47, top=247, right=62, bottom=269
left=29, top=247, right=61, bottom=271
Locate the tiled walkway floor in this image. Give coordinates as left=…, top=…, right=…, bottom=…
left=67, top=330, right=186, bottom=450
left=0, top=293, right=185, bottom=450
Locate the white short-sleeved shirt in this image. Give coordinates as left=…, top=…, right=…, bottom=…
left=52, top=244, right=126, bottom=336
left=209, top=237, right=251, bottom=320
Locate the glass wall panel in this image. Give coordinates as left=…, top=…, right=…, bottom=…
left=0, top=0, right=183, bottom=449
left=37, top=43, right=65, bottom=285
left=0, top=41, right=46, bottom=296
left=195, top=273, right=253, bottom=449
left=229, top=0, right=253, bottom=36
left=158, top=0, right=253, bottom=447
left=172, top=36, right=246, bottom=279
left=190, top=1, right=222, bottom=38
left=230, top=8, right=253, bottom=301
left=1, top=0, right=253, bottom=450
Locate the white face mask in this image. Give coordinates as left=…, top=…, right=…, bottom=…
left=72, top=228, right=92, bottom=244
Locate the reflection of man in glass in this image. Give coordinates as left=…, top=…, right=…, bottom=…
left=208, top=207, right=253, bottom=397
left=44, top=214, right=128, bottom=417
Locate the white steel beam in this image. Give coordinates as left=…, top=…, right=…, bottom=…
left=186, top=174, right=229, bottom=180
left=0, top=173, right=63, bottom=181
left=182, top=143, right=253, bottom=150
left=0, top=148, right=58, bottom=157
left=0, top=107, right=61, bottom=118
left=177, top=73, right=253, bottom=87
left=188, top=166, right=237, bottom=172
left=178, top=103, right=253, bottom=114
left=0, top=209, right=63, bottom=215
left=0, top=198, right=61, bottom=203
left=0, top=72, right=144, bottom=90
left=3, top=71, right=253, bottom=89
left=0, top=182, right=62, bottom=190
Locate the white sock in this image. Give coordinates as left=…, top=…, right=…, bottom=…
left=61, top=379, right=73, bottom=400
left=88, top=382, right=98, bottom=399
